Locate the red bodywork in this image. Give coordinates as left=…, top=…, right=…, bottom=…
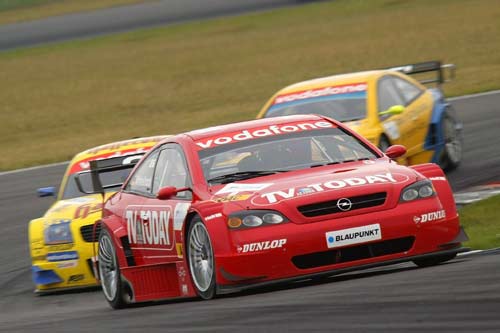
left=100, top=115, right=465, bottom=303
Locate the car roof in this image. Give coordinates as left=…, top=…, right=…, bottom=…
left=184, top=114, right=330, bottom=142
left=275, top=70, right=386, bottom=94
left=71, top=135, right=169, bottom=165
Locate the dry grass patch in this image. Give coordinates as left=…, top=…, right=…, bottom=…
left=1, top=0, right=500, bottom=170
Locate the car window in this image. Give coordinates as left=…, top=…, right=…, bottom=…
left=125, top=150, right=160, bottom=195
left=392, top=76, right=422, bottom=105
left=377, top=76, right=404, bottom=120
left=152, top=146, right=191, bottom=199
left=198, top=128, right=378, bottom=185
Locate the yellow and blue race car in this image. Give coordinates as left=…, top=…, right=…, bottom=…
left=29, top=136, right=167, bottom=293
left=257, top=61, right=462, bottom=171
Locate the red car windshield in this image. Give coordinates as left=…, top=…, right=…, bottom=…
left=199, top=127, right=377, bottom=185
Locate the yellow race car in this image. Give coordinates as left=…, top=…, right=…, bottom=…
left=29, top=136, right=167, bottom=293
left=257, top=61, right=462, bottom=171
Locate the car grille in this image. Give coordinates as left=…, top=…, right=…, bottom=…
left=297, top=192, right=387, bottom=217
left=80, top=224, right=101, bottom=242
left=292, top=236, right=415, bottom=269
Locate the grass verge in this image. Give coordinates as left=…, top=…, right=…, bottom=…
left=460, top=194, right=500, bottom=250
left=0, top=0, right=151, bottom=25
left=1, top=0, right=500, bottom=170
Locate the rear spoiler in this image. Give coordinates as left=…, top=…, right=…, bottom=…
left=75, top=153, right=144, bottom=195
left=388, top=60, right=456, bottom=85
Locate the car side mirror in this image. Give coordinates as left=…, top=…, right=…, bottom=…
left=156, top=186, right=192, bottom=200
left=385, top=145, right=407, bottom=159
left=380, top=105, right=405, bottom=116
left=37, top=186, right=56, bottom=197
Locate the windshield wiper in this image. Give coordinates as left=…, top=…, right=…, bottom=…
left=310, top=157, right=372, bottom=168
left=208, top=170, right=288, bottom=185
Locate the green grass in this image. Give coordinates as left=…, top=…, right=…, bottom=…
left=1, top=0, right=500, bottom=170
left=0, top=0, right=151, bottom=25
left=460, top=194, right=500, bottom=250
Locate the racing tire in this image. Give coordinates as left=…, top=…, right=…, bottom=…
left=378, top=136, right=391, bottom=153
left=439, top=110, right=463, bottom=171
left=98, top=227, right=128, bottom=309
left=412, top=253, right=457, bottom=268
left=187, top=217, right=216, bottom=300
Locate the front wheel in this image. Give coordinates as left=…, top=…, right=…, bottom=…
left=187, top=218, right=216, bottom=300
left=98, top=227, right=129, bottom=309
left=439, top=111, right=463, bottom=171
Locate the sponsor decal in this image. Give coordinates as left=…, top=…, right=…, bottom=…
left=47, top=251, right=79, bottom=262
left=176, top=244, right=184, bottom=258
left=85, top=136, right=165, bottom=155
left=47, top=244, right=73, bottom=252
left=195, top=121, right=334, bottom=150
left=205, top=213, right=223, bottom=221
left=181, top=284, right=189, bottom=296
left=253, top=172, right=408, bottom=205
left=126, top=207, right=172, bottom=246
left=325, top=224, right=381, bottom=249
left=297, top=187, right=315, bottom=196
left=173, top=203, right=190, bottom=231
left=70, top=147, right=152, bottom=174
left=273, top=83, right=367, bottom=105
left=215, top=183, right=272, bottom=196
left=237, top=239, right=287, bottom=253
left=68, top=274, right=85, bottom=283
left=413, top=210, right=446, bottom=224
left=212, top=194, right=252, bottom=203
left=178, top=266, right=186, bottom=280
left=56, top=261, right=77, bottom=269
left=74, top=203, right=102, bottom=220
left=429, top=176, right=447, bottom=181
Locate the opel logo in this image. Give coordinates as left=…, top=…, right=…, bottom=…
left=337, top=198, right=352, bottom=211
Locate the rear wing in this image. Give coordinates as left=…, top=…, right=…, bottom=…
left=75, top=153, right=144, bottom=195
left=388, top=60, right=456, bottom=85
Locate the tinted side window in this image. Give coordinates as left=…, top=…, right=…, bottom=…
left=393, top=77, right=422, bottom=104
left=377, top=76, right=404, bottom=120
left=152, top=146, right=191, bottom=199
left=125, top=150, right=159, bottom=195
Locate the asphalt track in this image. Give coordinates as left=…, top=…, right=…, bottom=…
left=0, top=0, right=310, bottom=51
left=0, top=92, right=499, bottom=332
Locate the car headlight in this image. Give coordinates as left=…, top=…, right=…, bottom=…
left=227, top=210, right=288, bottom=229
left=44, top=220, right=73, bottom=245
left=400, top=180, right=435, bottom=202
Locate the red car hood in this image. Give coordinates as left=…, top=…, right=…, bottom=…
left=211, top=160, right=420, bottom=224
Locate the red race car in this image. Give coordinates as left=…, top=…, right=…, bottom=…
left=91, top=115, right=468, bottom=309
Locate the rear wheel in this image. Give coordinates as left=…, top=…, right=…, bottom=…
left=439, top=111, right=463, bottom=171
left=187, top=218, right=216, bottom=300
left=98, top=228, right=128, bottom=309
left=413, top=253, right=457, bottom=268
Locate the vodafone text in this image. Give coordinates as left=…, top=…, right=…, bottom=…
left=273, top=83, right=367, bottom=105
left=196, top=121, right=333, bottom=149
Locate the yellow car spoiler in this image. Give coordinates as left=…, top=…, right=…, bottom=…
left=388, top=60, right=456, bottom=85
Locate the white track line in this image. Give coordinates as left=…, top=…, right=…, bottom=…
left=2, top=90, right=500, bottom=176
left=0, top=161, right=68, bottom=177
left=449, top=89, right=500, bottom=101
